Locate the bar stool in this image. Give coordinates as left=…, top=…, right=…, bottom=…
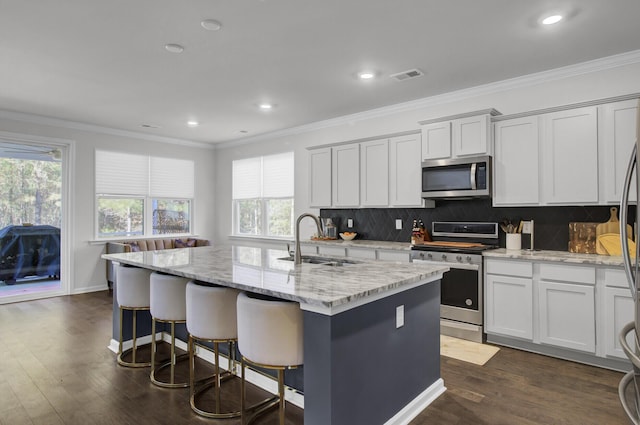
left=186, top=281, right=241, bottom=419
left=116, top=264, right=152, bottom=367
left=150, top=272, right=190, bottom=388
left=236, top=292, right=304, bottom=425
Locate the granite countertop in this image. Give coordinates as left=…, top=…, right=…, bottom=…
left=484, top=248, right=626, bottom=267
left=302, top=239, right=411, bottom=251
left=103, top=245, right=447, bottom=314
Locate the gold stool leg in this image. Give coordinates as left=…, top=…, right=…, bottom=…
left=278, top=369, right=285, bottom=425
left=150, top=318, right=157, bottom=376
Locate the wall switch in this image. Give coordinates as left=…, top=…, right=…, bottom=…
left=347, top=218, right=353, bottom=228
left=396, top=305, right=404, bottom=328
left=395, top=219, right=402, bottom=230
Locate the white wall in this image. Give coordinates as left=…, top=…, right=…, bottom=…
left=213, top=58, right=640, bottom=242
left=0, top=116, right=216, bottom=294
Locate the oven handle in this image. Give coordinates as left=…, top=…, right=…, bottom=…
left=470, top=162, right=477, bottom=190
left=412, top=258, right=480, bottom=271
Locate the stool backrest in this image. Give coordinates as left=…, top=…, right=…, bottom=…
left=116, top=265, right=152, bottom=308
left=186, top=281, right=240, bottom=340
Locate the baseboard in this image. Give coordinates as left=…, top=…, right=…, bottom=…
left=108, top=334, right=305, bottom=409
left=72, top=283, right=109, bottom=295
left=383, top=378, right=446, bottom=425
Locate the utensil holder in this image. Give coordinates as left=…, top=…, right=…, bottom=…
left=506, top=233, right=522, bottom=250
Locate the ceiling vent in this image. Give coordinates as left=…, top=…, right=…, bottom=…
left=390, top=68, right=424, bottom=81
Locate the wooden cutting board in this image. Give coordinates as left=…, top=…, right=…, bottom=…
left=596, top=207, right=633, bottom=255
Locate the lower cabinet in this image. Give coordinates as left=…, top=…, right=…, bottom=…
left=485, top=274, right=533, bottom=340
left=538, top=281, right=595, bottom=353
left=604, top=286, right=634, bottom=359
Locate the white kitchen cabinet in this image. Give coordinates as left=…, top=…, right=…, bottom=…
left=389, top=133, right=422, bottom=207
left=309, top=147, right=332, bottom=207
left=540, top=106, right=599, bottom=204
left=493, top=116, right=540, bottom=206
left=377, top=250, right=411, bottom=263
left=453, top=114, right=492, bottom=157
left=486, top=274, right=533, bottom=340
left=421, top=121, right=451, bottom=160
left=345, top=247, right=377, bottom=260
left=604, top=286, right=634, bottom=359
left=331, top=143, right=360, bottom=207
left=421, top=112, right=495, bottom=160
left=538, top=263, right=596, bottom=353
left=360, top=139, right=389, bottom=207
left=485, top=259, right=534, bottom=340
left=317, top=245, right=346, bottom=257
left=600, top=99, right=638, bottom=204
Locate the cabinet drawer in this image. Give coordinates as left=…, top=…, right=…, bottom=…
left=539, top=263, right=595, bottom=285
left=346, top=247, right=376, bottom=260
left=317, top=245, right=346, bottom=257
left=603, top=267, right=629, bottom=288
left=378, top=250, right=410, bottom=263
left=485, top=259, right=533, bottom=278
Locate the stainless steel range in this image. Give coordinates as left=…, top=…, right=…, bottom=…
left=410, top=221, right=499, bottom=343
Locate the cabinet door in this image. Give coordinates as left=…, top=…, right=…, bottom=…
left=541, top=107, right=598, bottom=204
left=332, top=143, right=360, bottom=207
left=604, top=286, right=634, bottom=359
left=485, top=274, right=533, bottom=340
left=389, top=133, right=422, bottom=206
left=493, top=117, right=540, bottom=206
left=360, top=139, right=389, bottom=206
left=600, top=99, right=638, bottom=203
left=421, top=121, right=451, bottom=160
left=538, top=281, right=595, bottom=353
left=453, top=114, right=490, bottom=157
left=309, top=147, right=332, bottom=207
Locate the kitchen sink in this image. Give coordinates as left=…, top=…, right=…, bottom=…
left=277, top=255, right=359, bottom=266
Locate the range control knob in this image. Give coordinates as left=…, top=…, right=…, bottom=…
left=466, top=256, right=472, bottom=263
left=456, top=255, right=462, bottom=262
left=427, top=253, right=433, bottom=259
left=441, top=254, right=447, bottom=260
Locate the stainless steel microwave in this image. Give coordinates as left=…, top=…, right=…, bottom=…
left=421, top=155, right=491, bottom=199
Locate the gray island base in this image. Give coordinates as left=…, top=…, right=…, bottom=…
left=103, top=245, right=448, bottom=425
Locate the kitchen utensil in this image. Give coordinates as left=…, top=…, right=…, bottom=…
left=596, top=207, right=633, bottom=255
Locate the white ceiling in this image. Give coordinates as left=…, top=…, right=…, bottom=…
left=1, top=0, right=640, bottom=145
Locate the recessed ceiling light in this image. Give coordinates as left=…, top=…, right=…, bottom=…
left=259, top=103, right=273, bottom=110
left=542, top=14, right=563, bottom=25
left=358, top=71, right=376, bottom=80
left=165, top=43, right=184, bottom=53
left=239, top=130, right=249, bottom=134
left=141, top=124, right=161, bottom=129
left=187, top=121, right=199, bottom=127
left=201, top=19, right=222, bottom=31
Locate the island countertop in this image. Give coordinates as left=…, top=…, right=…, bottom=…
left=102, top=244, right=448, bottom=315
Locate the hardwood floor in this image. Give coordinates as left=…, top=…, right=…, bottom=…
left=0, top=291, right=631, bottom=424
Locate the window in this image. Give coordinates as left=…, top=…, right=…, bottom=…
left=232, top=152, right=294, bottom=238
left=95, top=150, right=194, bottom=239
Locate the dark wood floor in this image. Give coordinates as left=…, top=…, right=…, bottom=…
left=0, top=291, right=631, bottom=424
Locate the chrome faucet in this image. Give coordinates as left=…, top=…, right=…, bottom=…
left=294, top=213, right=323, bottom=264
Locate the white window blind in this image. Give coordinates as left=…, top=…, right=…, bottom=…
left=232, top=157, right=262, bottom=199
left=95, top=150, right=148, bottom=195
left=150, top=157, right=195, bottom=198
left=263, top=152, right=294, bottom=198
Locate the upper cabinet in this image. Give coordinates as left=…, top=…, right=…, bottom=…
left=308, top=132, right=424, bottom=209
left=332, top=143, right=360, bottom=207
left=493, top=116, right=540, bottom=206
left=308, top=147, right=332, bottom=208
left=599, top=99, right=638, bottom=204
left=540, top=106, right=599, bottom=204
left=492, top=97, right=640, bottom=207
left=420, top=109, right=499, bottom=160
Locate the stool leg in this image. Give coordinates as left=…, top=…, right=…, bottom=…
left=170, top=321, right=176, bottom=385
left=214, top=342, right=220, bottom=414
left=131, top=310, right=137, bottom=363
left=241, top=357, right=246, bottom=425
left=278, top=369, right=285, bottom=425
left=150, top=318, right=157, bottom=376
left=118, top=306, right=124, bottom=358
left=189, top=335, right=195, bottom=401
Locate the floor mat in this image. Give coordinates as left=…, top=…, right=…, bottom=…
left=440, top=335, right=499, bottom=366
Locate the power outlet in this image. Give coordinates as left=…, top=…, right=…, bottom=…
left=522, top=220, right=533, bottom=234
left=347, top=218, right=353, bottom=228
left=395, top=219, right=403, bottom=230
left=396, top=305, right=404, bottom=328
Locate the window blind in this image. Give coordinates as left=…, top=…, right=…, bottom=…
left=232, top=157, right=262, bottom=199
left=263, top=152, right=294, bottom=198
left=150, top=157, right=195, bottom=198
left=95, top=150, right=148, bottom=195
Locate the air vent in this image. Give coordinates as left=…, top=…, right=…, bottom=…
left=390, top=68, right=424, bottom=81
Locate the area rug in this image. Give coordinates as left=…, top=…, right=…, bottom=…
left=440, top=335, right=500, bottom=366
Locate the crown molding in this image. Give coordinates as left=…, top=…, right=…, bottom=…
left=217, top=49, right=640, bottom=149
left=0, top=109, right=214, bottom=149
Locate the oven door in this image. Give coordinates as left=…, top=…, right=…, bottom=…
left=440, top=263, right=482, bottom=326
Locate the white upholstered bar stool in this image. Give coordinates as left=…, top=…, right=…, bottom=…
left=150, top=272, right=190, bottom=388
left=116, top=264, right=152, bottom=367
left=236, top=292, right=304, bottom=425
left=186, top=281, right=242, bottom=419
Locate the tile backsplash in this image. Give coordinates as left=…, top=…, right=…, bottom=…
left=321, top=199, right=635, bottom=251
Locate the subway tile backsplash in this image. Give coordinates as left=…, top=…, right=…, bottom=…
left=320, top=199, right=635, bottom=251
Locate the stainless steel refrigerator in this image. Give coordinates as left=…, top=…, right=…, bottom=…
left=619, top=98, right=640, bottom=424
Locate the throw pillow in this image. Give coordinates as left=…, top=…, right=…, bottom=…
left=175, top=238, right=197, bottom=248
left=128, top=242, right=141, bottom=252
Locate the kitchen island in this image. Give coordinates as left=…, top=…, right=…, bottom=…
left=103, top=244, right=448, bottom=425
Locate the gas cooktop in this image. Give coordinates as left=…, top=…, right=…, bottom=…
left=410, top=221, right=499, bottom=254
